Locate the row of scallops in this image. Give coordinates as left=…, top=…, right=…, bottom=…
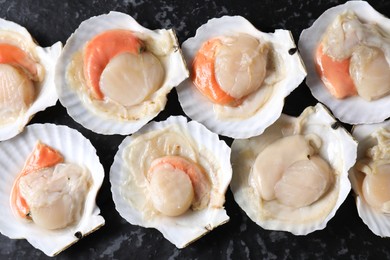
left=0, top=0, right=389, bottom=257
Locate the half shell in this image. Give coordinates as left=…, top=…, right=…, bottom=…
left=350, top=121, right=390, bottom=237
left=298, top=1, right=390, bottom=124
left=231, top=103, right=357, bottom=234
left=0, top=123, right=105, bottom=256
left=0, top=18, right=62, bottom=141
left=177, top=15, right=306, bottom=139
left=110, top=116, right=231, bottom=248
left=55, top=11, right=188, bottom=135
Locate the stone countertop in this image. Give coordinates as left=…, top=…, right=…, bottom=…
left=1, top=0, right=390, bottom=259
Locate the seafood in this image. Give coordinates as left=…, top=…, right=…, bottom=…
left=0, top=124, right=105, bottom=256
left=0, top=18, right=61, bottom=140
left=350, top=121, right=390, bottom=237
left=177, top=15, right=306, bottom=138
left=110, top=116, right=231, bottom=248
left=299, top=1, right=390, bottom=124
left=55, top=11, right=188, bottom=135
left=231, top=104, right=357, bottom=234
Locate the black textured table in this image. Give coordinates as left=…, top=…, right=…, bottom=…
left=1, top=0, right=390, bottom=259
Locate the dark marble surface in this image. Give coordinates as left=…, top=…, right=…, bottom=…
left=0, top=0, right=390, bottom=259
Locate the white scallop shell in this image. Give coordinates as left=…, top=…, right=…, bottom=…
left=298, top=1, right=390, bottom=124
left=110, top=116, right=231, bottom=248
left=55, top=11, right=188, bottom=135
left=0, top=123, right=105, bottom=256
left=350, top=121, right=390, bottom=237
left=231, top=103, right=357, bottom=235
left=177, top=15, right=306, bottom=139
left=0, top=18, right=62, bottom=141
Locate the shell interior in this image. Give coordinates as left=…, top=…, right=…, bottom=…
left=177, top=15, right=306, bottom=139
left=55, top=11, right=189, bottom=135
left=0, top=18, right=62, bottom=141
left=0, top=123, right=105, bottom=256
left=230, top=103, right=357, bottom=235
left=110, top=116, right=232, bottom=248
left=298, top=0, right=390, bottom=124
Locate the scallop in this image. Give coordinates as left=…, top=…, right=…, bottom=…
left=0, top=124, right=105, bottom=256
left=299, top=1, right=390, bottom=124
left=177, top=15, right=306, bottom=138
left=350, top=121, right=390, bottom=237
left=110, top=116, right=231, bottom=248
left=231, top=103, right=357, bottom=234
left=0, top=18, right=62, bottom=141
left=55, top=11, right=188, bottom=135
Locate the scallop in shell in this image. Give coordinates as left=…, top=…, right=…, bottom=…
left=350, top=121, right=390, bottom=237
left=0, top=123, right=105, bottom=256
left=299, top=1, right=390, bottom=124
left=110, top=116, right=231, bottom=248
left=55, top=11, right=188, bottom=135
left=230, top=103, right=357, bottom=234
left=177, top=15, right=306, bottom=139
left=0, top=18, right=62, bottom=141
